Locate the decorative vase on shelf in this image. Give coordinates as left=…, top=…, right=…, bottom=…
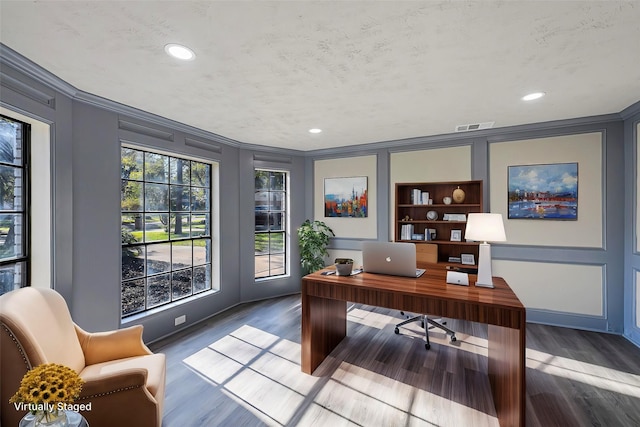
left=452, top=186, right=466, bottom=203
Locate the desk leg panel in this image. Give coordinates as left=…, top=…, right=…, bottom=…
left=301, top=293, right=347, bottom=374
left=488, top=324, right=526, bottom=427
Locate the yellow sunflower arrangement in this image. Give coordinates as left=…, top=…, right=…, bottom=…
left=10, top=363, right=84, bottom=422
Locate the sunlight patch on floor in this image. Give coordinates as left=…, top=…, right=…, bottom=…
left=347, top=307, right=399, bottom=329
left=527, top=348, right=640, bottom=397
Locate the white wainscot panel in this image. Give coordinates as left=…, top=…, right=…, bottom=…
left=494, top=260, right=603, bottom=316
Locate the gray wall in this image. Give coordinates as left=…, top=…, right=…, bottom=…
left=1, top=44, right=639, bottom=347
left=623, top=103, right=640, bottom=347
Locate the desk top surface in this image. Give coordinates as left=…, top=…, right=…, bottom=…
left=303, top=267, right=525, bottom=312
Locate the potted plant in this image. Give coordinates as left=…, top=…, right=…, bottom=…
left=297, top=219, right=335, bottom=275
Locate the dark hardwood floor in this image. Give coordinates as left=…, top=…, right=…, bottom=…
left=150, top=294, right=640, bottom=427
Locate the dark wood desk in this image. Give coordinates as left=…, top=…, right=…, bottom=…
left=301, top=268, right=526, bottom=427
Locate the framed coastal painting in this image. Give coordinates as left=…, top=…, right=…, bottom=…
left=508, top=162, right=578, bottom=220
left=324, top=176, right=368, bottom=217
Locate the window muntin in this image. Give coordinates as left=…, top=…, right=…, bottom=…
left=0, top=115, right=29, bottom=295
left=121, top=147, right=213, bottom=317
left=255, top=170, right=288, bottom=279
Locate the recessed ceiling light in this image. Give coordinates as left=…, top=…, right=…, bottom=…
left=309, top=128, right=322, bottom=134
left=522, top=92, right=545, bottom=101
left=164, top=43, right=196, bottom=61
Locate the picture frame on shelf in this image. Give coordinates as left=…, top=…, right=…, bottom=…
left=450, top=229, right=462, bottom=241
left=461, top=253, right=475, bottom=265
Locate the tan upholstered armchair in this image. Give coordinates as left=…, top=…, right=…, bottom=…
left=0, top=287, right=165, bottom=427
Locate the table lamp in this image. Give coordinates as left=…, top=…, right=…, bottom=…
left=464, top=213, right=506, bottom=288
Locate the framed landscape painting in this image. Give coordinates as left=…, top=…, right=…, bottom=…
left=508, top=163, right=578, bottom=220
left=324, top=176, right=368, bottom=217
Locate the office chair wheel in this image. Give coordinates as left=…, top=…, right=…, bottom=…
left=425, top=343, right=431, bottom=350
left=450, top=335, right=457, bottom=343
left=394, top=327, right=400, bottom=334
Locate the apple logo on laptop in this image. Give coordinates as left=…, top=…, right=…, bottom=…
left=386, top=256, right=392, bottom=262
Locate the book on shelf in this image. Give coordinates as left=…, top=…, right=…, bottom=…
left=421, top=191, right=430, bottom=205
left=401, top=223, right=414, bottom=240
left=411, top=188, right=421, bottom=204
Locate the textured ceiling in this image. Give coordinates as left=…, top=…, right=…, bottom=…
left=1, top=1, right=639, bottom=151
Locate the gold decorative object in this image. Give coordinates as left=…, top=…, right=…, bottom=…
left=452, top=186, right=466, bottom=203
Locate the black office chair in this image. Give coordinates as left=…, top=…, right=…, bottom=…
left=395, top=312, right=457, bottom=349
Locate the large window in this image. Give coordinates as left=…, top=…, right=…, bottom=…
left=255, top=170, right=288, bottom=279
left=121, top=147, right=213, bottom=317
left=0, top=115, right=29, bottom=295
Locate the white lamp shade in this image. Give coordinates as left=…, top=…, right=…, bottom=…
left=465, top=213, right=506, bottom=242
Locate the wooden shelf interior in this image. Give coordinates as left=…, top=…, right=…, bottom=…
left=395, top=180, right=483, bottom=265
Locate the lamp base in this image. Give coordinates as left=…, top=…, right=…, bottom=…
left=474, top=281, right=495, bottom=288
left=474, top=242, right=495, bottom=288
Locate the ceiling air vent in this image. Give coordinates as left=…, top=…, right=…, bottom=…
left=455, top=121, right=495, bottom=132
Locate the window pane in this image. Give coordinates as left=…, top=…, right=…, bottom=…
left=170, top=158, right=190, bottom=185
left=0, top=118, right=21, bottom=165
left=255, top=255, right=270, bottom=278
left=170, top=186, right=190, bottom=212
left=145, top=183, right=169, bottom=211
left=121, top=180, right=143, bottom=211
left=270, top=232, right=285, bottom=253
left=0, top=214, right=24, bottom=259
left=193, top=238, right=210, bottom=266
left=269, top=253, right=285, bottom=276
left=122, top=279, right=145, bottom=316
left=255, top=212, right=268, bottom=231
left=145, top=152, right=169, bottom=183
left=172, top=241, right=192, bottom=269
left=145, top=214, right=168, bottom=242
left=255, top=191, right=268, bottom=209
left=146, top=242, right=171, bottom=275
left=170, top=213, right=190, bottom=240
left=193, top=265, right=211, bottom=293
left=122, top=246, right=145, bottom=280
left=191, top=162, right=210, bottom=187
left=255, top=170, right=270, bottom=190
left=269, top=212, right=284, bottom=231
left=270, top=191, right=284, bottom=211
left=0, top=165, right=22, bottom=210
left=121, top=148, right=143, bottom=180
left=0, top=261, right=26, bottom=294
left=121, top=214, right=143, bottom=244
left=172, top=269, right=192, bottom=300
left=255, top=233, right=268, bottom=255
left=191, top=213, right=209, bottom=237
left=147, top=274, right=171, bottom=308
left=271, top=172, right=285, bottom=190
left=191, top=187, right=209, bottom=211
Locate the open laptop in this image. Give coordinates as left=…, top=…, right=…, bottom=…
left=362, top=241, right=426, bottom=278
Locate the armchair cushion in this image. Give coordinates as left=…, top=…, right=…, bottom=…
left=76, top=324, right=153, bottom=365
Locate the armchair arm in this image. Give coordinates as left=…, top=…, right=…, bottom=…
left=75, top=324, right=153, bottom=365
left=78, top=368, right=150, bottom=400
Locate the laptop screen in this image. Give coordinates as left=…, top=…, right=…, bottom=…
left=362, top=241, right=425, bottom=277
